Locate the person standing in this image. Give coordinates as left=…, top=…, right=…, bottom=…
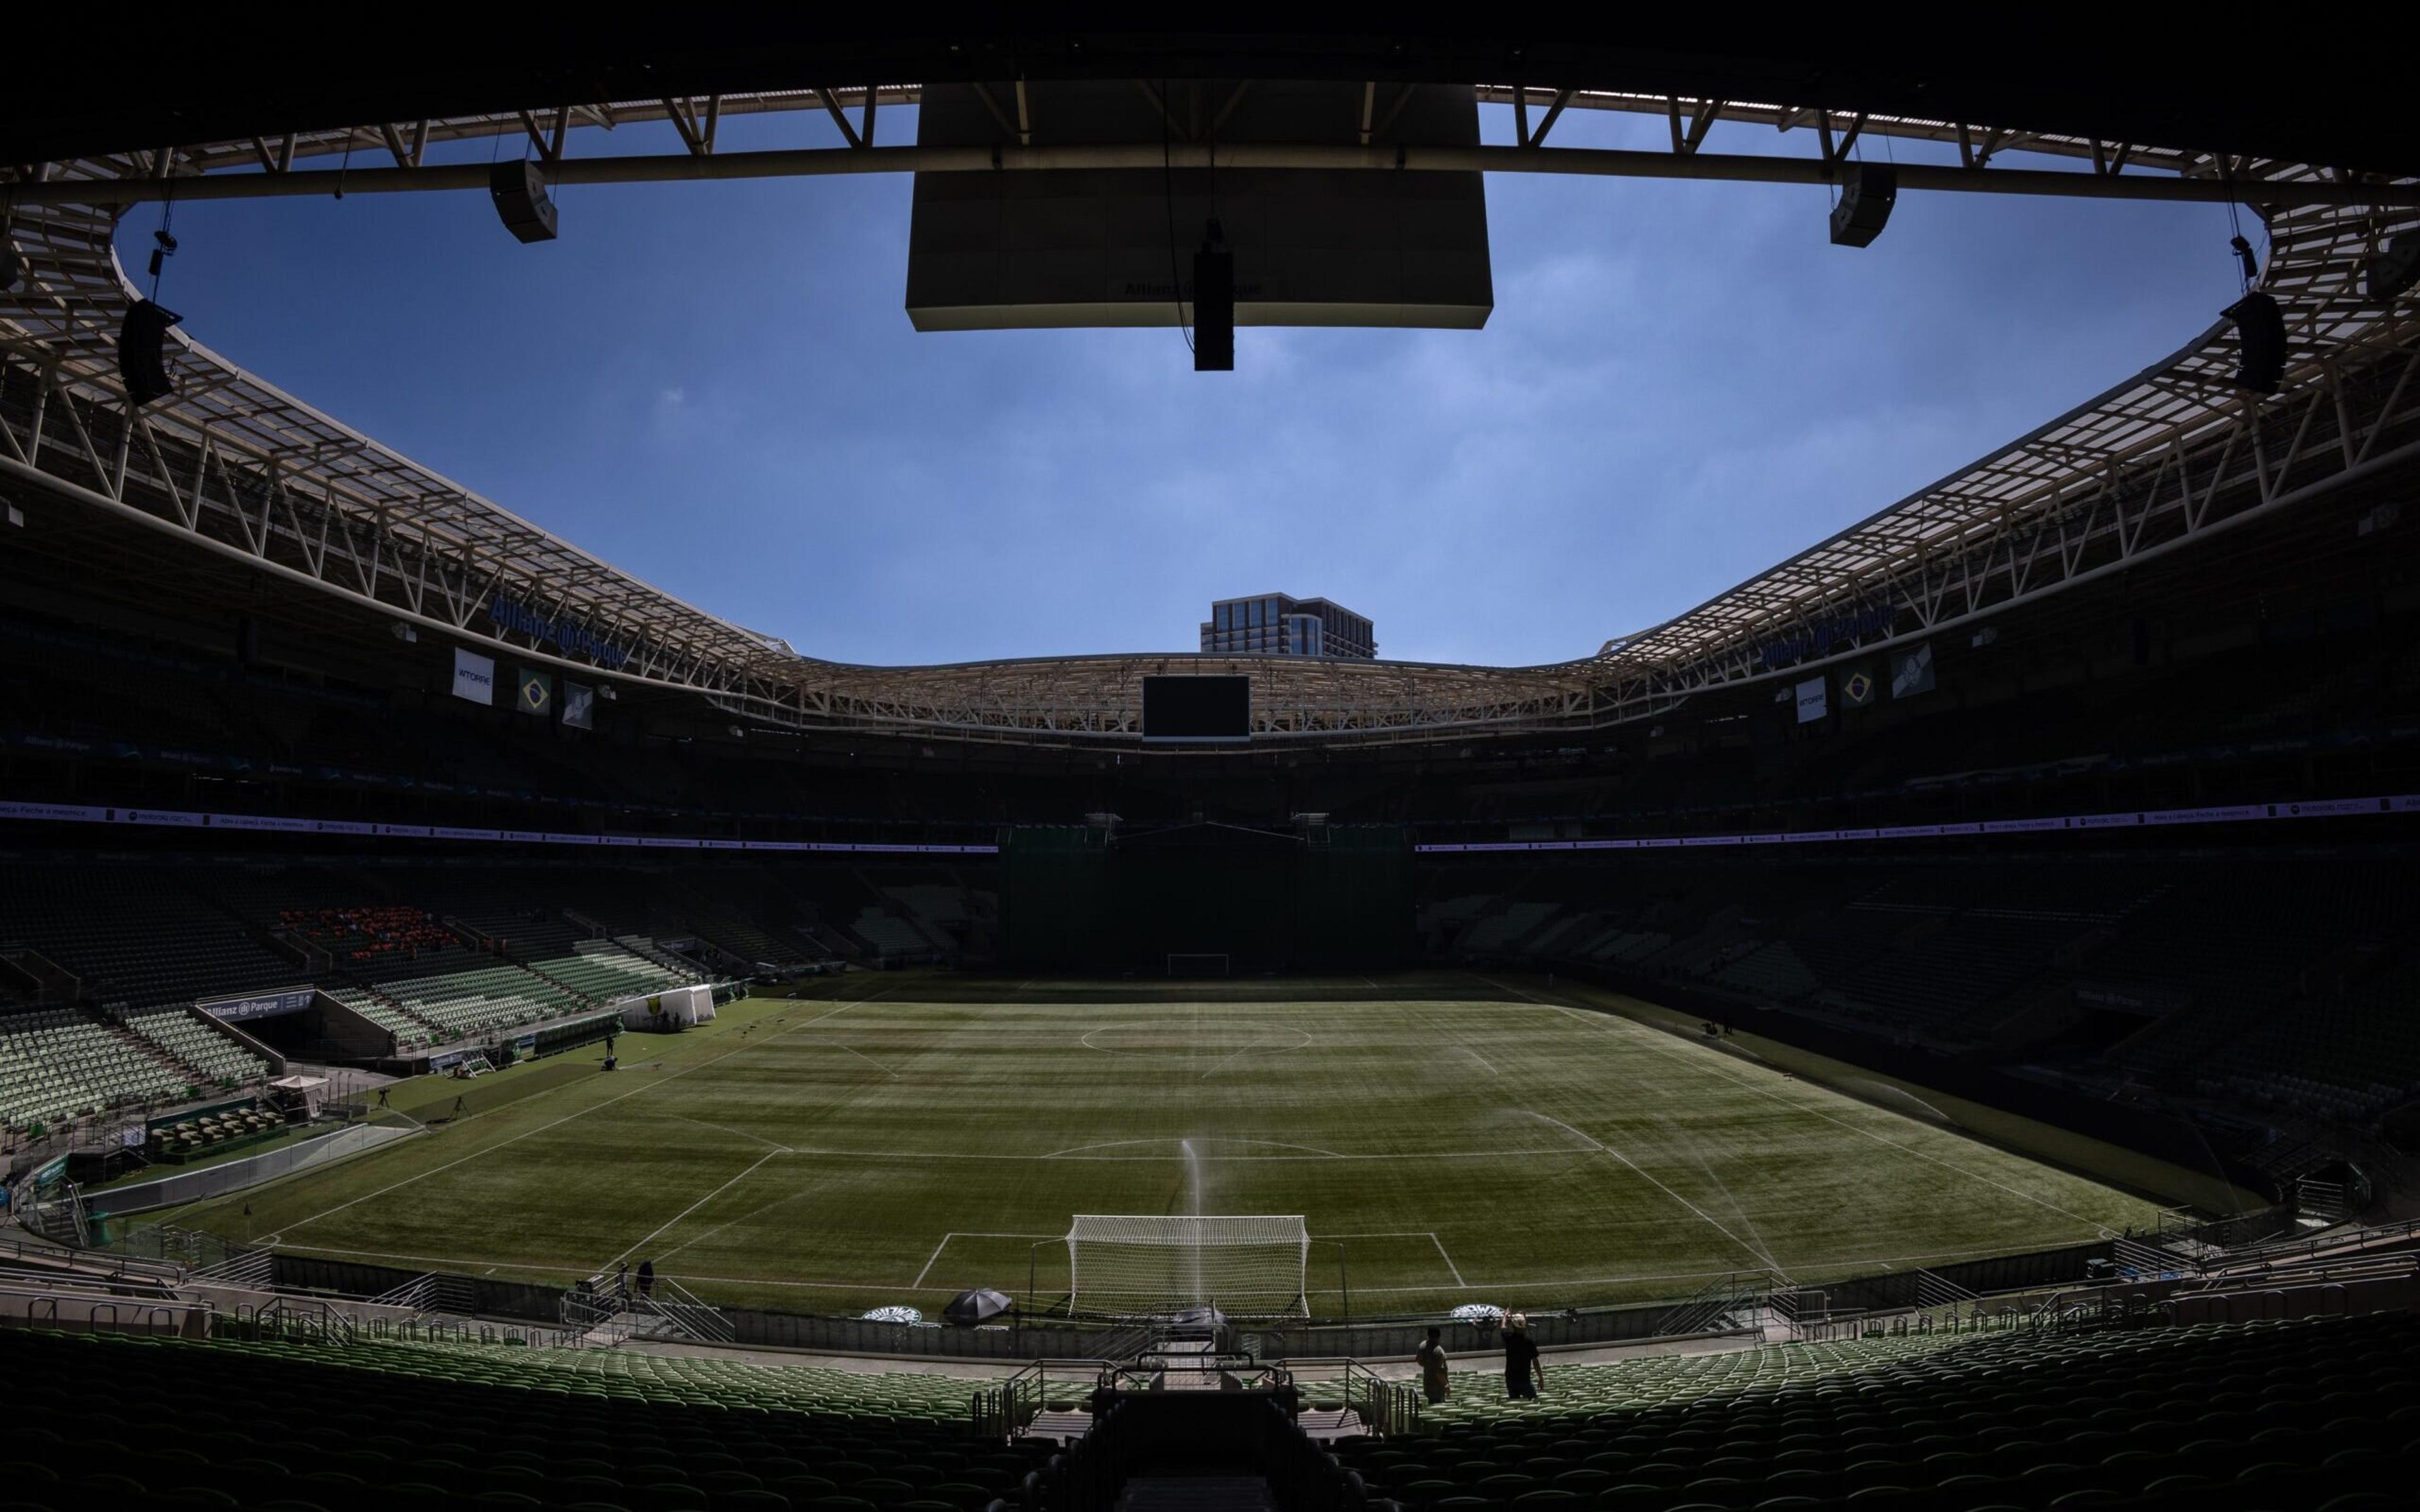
left=1415, top=1326, right=1451, bottom=1404
left=637, top=1258, right=655, bottom=1299
left=1502, top=1312, right=1543, bottom=1400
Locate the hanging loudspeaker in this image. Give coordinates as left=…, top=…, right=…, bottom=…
left=2372, top=234, right=2419, bottom=304
left=1829, top=164, right=1898, bottom=248
left=118, top=299, right=183, bottom=406
left=489, top=158, right=559, bottom=244
left=1192, top=220, right=1235, bottom=372
left=2223, top=290, right=2287, bottom=394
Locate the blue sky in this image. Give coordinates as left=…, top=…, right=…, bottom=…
left=132, top=103, right=2242, bottom=667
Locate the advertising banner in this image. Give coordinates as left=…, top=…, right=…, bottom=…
left=199, top=988, right=318, bottom=1022
left=1794, top=676, right=1829, bottom=724
left=452, top=648, right=497, bottom=705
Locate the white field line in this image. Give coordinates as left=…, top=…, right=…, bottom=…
left=608, top=1148, right=785, bottom=1268
left=1308, top=1229, right=1466, bottom=1288
left=271, top=1237, right=2060, bottom=1295
left=913, top=1231, right=1061, bottom=1288
left=1042, top=1137, right=1349, bottom=1159
left=1199, top=1030, right=1315, bottom=1079
left=823, top=1041, right=898, bottom=1077
left=1456, top=1045, right=1499, bottom=1075
left=713, top=1142, right=1626, bottom=1163
left=1526, top=1111, right=1774, bottom=1271
left=1479, top=975, right=2116, bottom=1234
left=652, top=1186, right=820, bottom=1264
left=270, top=988, right=890, bottom=1237
left=662, top=1112, right=792, bottom=1152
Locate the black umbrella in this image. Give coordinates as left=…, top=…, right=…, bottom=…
left=943, top=1287, right=1015, bottom=1327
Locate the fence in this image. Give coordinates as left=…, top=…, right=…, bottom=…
left=0, top=1283, right=211, bottom=1337
left=970, top=1358, right=1115, bottom=1439
left=84, top=1120, right=418, bottom=1217
left=267, top=1252, right=567, bottom=1324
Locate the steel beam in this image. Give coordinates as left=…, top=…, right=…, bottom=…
left=11, top=142, right=2419, bottom=211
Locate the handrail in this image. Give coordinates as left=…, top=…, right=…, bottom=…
left=366, top=1272, right=440, bottom=1312
left=976, top=1358, right=1115, bottom=1441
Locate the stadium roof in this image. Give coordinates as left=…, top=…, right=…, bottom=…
left=4, top=46, right=2417, bottom=746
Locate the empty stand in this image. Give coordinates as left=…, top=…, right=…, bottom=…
left=123, top=1006, right=270, bottom=1087
left=0, top=1009, right=197, bottom=1129
left=1339, top=1312, right=2417, bottom=1511
left=0, top=1326, right=1056, bottom=1511
left=0, top=864, right=307, bottom=1013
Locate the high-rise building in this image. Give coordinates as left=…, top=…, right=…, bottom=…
left=1199, top=593, right=1376, bottom=659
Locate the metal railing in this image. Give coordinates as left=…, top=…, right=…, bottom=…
left=2210, top=1217, right=2420, bottom=1273
left=189, top=1244, right=274, bottom=1290
left=1337, top=1360, right=1419, bottom=1438
left=1911, top=1268, right=1981, bottom=1312
left=215, top=1303, right=585, bottom=1349
left=971, top=1358, right=1114, bottom=1441
left=0, top=1281, right=211, bottom=1337
left=1651, top=1269, right=1774, bottom=1337
left=366, top=1272, right=439, bottom=1312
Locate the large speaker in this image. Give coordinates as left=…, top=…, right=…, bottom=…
left=1192, top=226, right=1235, bottom=372
left=2373, top=234, right=2420, bottom=304
left=2223, top=290, right=2288, bottom=394
left=1829, top=164, right=1898, bottom=248
left=117, top=299, right=183, bottom=406
left=488, top=158, right=559, bottom=244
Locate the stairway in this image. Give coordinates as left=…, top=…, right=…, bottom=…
left=111, top=1020, right=207, bottom=1087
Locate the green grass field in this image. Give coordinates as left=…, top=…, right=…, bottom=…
left=156, top=973, right=2165, bottom=1318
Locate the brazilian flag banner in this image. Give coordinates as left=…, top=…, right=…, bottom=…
left=517, top=667, right=554, bottom=717
left=1841, top=664, right=1879, bottom=709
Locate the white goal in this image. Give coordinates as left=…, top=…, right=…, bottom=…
left=1066, top=1214, right=1309, bottom=1318
left=1166, top=953, right=1230, bottom=978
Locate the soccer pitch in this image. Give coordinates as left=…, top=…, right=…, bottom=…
left=158, top=974, right=2166, bottom=1319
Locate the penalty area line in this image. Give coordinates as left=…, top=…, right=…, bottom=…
left=913, top=1231, right=1063, bottom=1289
left=1431, top=1232, right=1469, bottom=1288
left=1310, top=1230, right=1468, bottom=1290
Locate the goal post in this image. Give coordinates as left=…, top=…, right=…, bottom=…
left=1066, top=1214, right=1310, bottom=1319
left=1166, top=953, right=1230, bottom=978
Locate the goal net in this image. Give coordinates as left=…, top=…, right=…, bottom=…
left=1066, top=1214, right=1309, bottom=1318
left=1167, top=953, right=1230, bottom=978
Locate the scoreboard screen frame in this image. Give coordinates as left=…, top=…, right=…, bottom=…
left=1141, top=675, right=1252, bottom=743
